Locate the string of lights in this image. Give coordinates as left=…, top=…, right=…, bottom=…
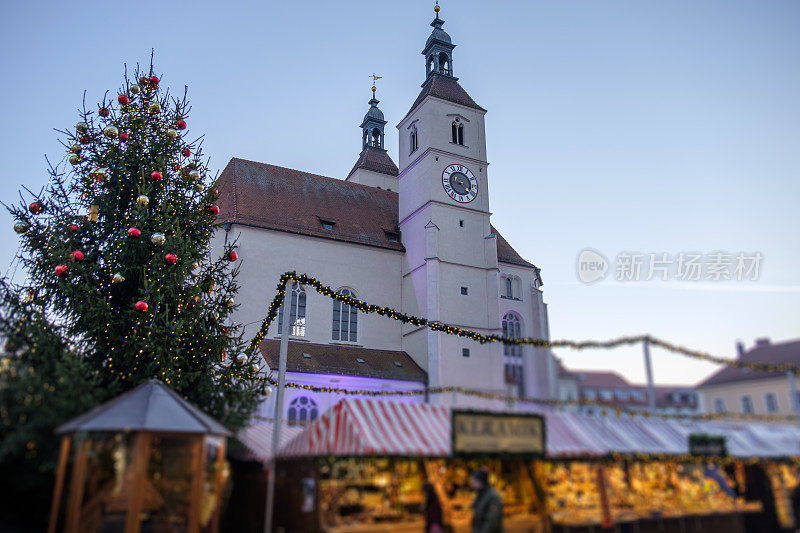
left=247, top=272, right=800, bottom=374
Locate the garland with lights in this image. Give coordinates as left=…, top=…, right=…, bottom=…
left=247, top=272, right=800, bottom=374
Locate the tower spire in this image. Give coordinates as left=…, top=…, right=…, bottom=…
left=423, top=1, right=455, bottom=79
left=360, top=75, right=387, bottom=150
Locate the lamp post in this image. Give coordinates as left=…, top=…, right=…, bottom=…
left=643, top=337, right=657, bottom=412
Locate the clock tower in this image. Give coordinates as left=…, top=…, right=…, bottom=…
left=397, top=5, right=504, bottom=397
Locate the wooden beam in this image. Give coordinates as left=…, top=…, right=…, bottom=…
left=48, top=436, right=72, bottom=533
left=210, top=440, right=227, bottom=533
left=187, top=437, right=207, bottom=533
left=65, top=438, right=91, bottom=533
left=124, top=432, right=152, bottom=533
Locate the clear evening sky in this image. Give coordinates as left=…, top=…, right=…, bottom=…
left=1, top=1, right=798, bottom=385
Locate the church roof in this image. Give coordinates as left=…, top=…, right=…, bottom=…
left=217, top=158, right=404, bottom=252
left=258, top=340, right=427, bottom=383
left=217, top=158, right=539, bottom=272
left=347, top=146, right=399, bottom=179
left=403, top=74, right=486, bottom=123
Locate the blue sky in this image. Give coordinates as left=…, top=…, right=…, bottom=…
left=1, top=0, right=798, bottom=385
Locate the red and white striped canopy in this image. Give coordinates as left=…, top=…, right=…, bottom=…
left=279, top=398, right=451, bottom=457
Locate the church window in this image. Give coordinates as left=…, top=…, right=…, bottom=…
left=460, top=286, right=468, bottom=295
left=505, top=278, right=513, bottom=298
left=451, top=122, right=458, bottom=144
left=332, top=288, right=358, bottom=342
left=457, top=123, right=464, bottom=145
left=410, top=126, right=418, bottom=154
left=287, top=395, right=318, bottom=426
left=427, top=55, right=436, bottom=75
left=502, top=313, right=524, bottom=397
left=277, top=282, right=307, bottom=337
left=459, top=219, right=464, bottom=227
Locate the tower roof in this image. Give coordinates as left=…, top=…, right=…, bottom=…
left=360, top=97, right=386, bottom=127
left=425, top=15, right=453, bottom=50
left=402, top=73, right=485, bottom=123
left=347, top=146, right=399, bottom=179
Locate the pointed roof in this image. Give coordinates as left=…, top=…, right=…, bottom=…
left=403, top=74, right=485, bottom=123
left=55, top=379, right=231, bottom=436
left=698, top=339, right=800, bottom=388
left=493, top=226, right=536, bottom=270
left=346, top=146, right=399, bottom=179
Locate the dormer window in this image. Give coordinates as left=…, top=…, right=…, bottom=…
left=384, top=230, right=400, bottom=243
left=319, top=218, right=336, bottom=231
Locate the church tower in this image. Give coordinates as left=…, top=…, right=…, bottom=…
left=346, top=86, right=399, bottom=190
left=397, top=4, right=504, bottom=397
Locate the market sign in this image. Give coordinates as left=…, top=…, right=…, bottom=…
left=688, top=434, right=727, bottom=457
left=452, top=410, right=545, bottom=456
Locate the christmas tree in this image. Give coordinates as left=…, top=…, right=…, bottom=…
left=4, top=61, right=266, bottom=434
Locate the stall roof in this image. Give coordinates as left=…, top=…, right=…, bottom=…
left=236, top=421, right=306, bottom=462
left=275, top=398, right=800, bottom=460
left=56, top=379, right=232, bottom=437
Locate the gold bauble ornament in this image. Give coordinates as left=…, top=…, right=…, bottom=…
left=150, top=102, right=162, bottom=113
left=69, top=155, right=80, bottom=165
left=194, top=183, right=205, bottom=193
left=90, top=167, right=109, bottom=182
left=129, top=84, right=140, bottom=94
left=225, top=297, right=234, bottom=308
left=76, top=122, right=88, bottom=133
left=13, top=222, right=29, bottom=234
left=112, top=273, right=125, bottom=283
left=166, top=128, right=178, bottom=139
left=103, top=125, right=119, bottom=138
left=70, top=144, right=82, bottom=154
left=150, top=232, right=166, bottom=245
left=136, top=195, right=150, bottom=207
left=191, top=261, right=199, bottom=270
left=188, top=170, right=201, bottom=181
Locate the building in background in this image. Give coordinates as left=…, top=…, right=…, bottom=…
left=557, top=367, right=700, bottom=416
left=697, top=338, right=800, bottom=419
left=214, top=7, right=558, bottom=423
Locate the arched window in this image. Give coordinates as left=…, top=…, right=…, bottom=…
left=277, top=282, right=307, bottom=337
left=332, top=288, right=358, bottom=342
left=287, top=395, right=318, bottom=426
left=410, top=126, right=418, bottom=154
left=438, top=52, right=450, bottom=75
left=505, top=278, right=513, bottom=298
left=502, top=313, right=524, bottom=397
left=428, top=55, right=436, bottom=75
left=457, top=123, right=464, bottom=145
left=451, top=122, right=458, bottom=144
left=371, top=128, right=381, bottom=148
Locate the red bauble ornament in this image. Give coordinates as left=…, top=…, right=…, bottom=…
left=139, top=77, right=149, bottom=85
left=164, top=253, right=178, bottom=265
left=176, top=120, right=187, bottom=130
left=98, top=107, right=109, bottom=117
left=69, top=250, right=84, bottom=262
left=150, top=75, right=159, bottom=85
left=117, top=94, right=130, bottom=105
left=29, top=202, right=44, bottom=214
left=127, top=227, right=142, bottom=238
left=181, top=148, right=190, bottom=157
left=120, top=133, right=129, bottom=142
left=68, top=223, right=79, bottom=232
left=54, top=264, right=68, bottom=277
left=134, top=301, right=149, bottom=312
left=227, top=251, right=238, bottom=262
left=221, top=350, right=227, bottom=362
left=150, top=171, right=163, bottom=182
left=208, top=205, right=220, bottom=216
left=80, top=135, right=90, bottom=144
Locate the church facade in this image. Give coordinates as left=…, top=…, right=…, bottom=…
left=214, top=8, right=558, bottom=424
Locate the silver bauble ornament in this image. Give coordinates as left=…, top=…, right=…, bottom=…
left=194, top=183, right=205, bottom=193
left=188, top=170, right=201, bottom=181
left=150, top=232, right=166, bottom=245
left=166, top=128, right=178, bottom=139
left=112, top=273, right=125, bottom=283
left=103, top=126, right=119, bottom=138
left=264, top=386, right=273, bottom=397
left=70, top=144, right=82, bottom=154
left=150, top=102, right=162, bottom=113
left=129, top=84, right=140, bottom=94
left=191, top=261, right=199, bottom=270
left=251, top=364, right=260, bottom=374
left=237, top=354, right=247, bottom=365
left=76, top=122, right=88, bottom=133
left=13, top=222, right=29, bottom=234
left=136, top=195, right=150, bottom=207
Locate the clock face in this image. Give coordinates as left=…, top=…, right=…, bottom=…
left=442, top=164, right=478, bottom=203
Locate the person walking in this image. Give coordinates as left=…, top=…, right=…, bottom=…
left=423, top=483, right=445, bottom=533
left=469, top=468, right=503, bottom=533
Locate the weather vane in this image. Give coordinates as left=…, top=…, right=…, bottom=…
left=370, top=73, right=382, bottom=97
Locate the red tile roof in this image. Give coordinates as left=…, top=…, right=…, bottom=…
left=403, top=74, right=485, bottom=123
left=575, top=370, right=631, bottom=389
left=217, top=158, right=404, bottom=251
left=258, top=340, right=427, bottom=383
left=346, top=146, right=399, bottom=179
left=698, top=339, right=800, bottom=388
left=493, top=227, right=535, bottom=269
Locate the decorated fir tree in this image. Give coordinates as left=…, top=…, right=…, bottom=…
left=4, top=63, right=266, bottom=430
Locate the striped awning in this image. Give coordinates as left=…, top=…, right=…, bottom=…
left=279, top=398, right=451, bottom=457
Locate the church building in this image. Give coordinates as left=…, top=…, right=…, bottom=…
left=214, top=6, right=557, bottom=424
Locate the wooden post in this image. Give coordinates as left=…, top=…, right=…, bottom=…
left=188, top=437, right=207, bottom=533
left=596, top=464, right=613, bottom=529
left=48, top=436, right=72, bottom=533
left=124, top=432, right=152, bottom=533
left=65, top=438, right=91, bottom=533
left=210, top=440, right=227, bottom=533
